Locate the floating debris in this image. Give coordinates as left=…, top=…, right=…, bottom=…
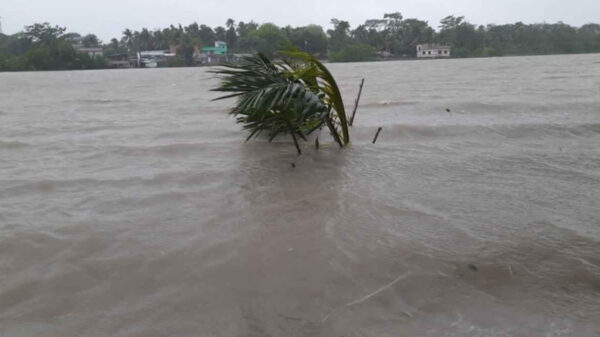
left=372, top=127, right=383, bottom=144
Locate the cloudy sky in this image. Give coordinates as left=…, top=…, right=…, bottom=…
left=1, top=0, right=599, bottom=41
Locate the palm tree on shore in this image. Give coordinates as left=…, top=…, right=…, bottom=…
left=122, top=29, right=134, bottom=53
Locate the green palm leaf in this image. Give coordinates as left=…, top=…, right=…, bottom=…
left=211, top=51, right=350, bottom=154
left=281, top=51, right=350, bottom=145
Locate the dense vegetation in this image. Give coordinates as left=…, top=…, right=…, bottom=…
left=1, top=13, right=600, bottom=71
left=0, top=23, right=107, bottom=71
left=100, top=14, right=600, bottom=60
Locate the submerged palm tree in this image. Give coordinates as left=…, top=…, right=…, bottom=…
left=212, top=51, right=350, bottom=154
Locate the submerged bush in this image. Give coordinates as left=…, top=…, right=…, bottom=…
left=212, top=51, right=351, bottom=154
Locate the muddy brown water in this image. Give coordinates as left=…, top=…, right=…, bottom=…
left=1, top=54, right=600, bottom=336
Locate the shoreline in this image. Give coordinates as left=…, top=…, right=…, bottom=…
left=1, top=51, right=599, bottom=73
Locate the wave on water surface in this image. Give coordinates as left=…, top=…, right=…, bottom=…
left=0, top=54, right=599, bottom=337
left=355, top=122, right=600, bottom=142
left=0, top=140, right=30, bottom=149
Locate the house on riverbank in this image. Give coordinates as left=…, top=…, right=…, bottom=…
left=201, top=41, right=227, bottom=55
left=198, top=41, right=232, bottom=64
left=105, top=53, right=134, bottom=68
left=73, top=45, right=103, bottom=58
left=416, top=44, right=451, bottom=58
left=137, top=50, right=176, bottom=68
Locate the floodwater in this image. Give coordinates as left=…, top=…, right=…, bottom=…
left=1, top=54, right=599, bottom=336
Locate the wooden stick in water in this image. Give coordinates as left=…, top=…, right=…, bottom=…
left=372, top=127, right=382, bottom=144
left=349, top=78, right=365, bottom=126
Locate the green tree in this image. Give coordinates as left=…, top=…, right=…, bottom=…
left=247, top=23, right=291, bottom=57
left=329, top=43, right=374, bottom=62
left=397, top=19, right=435, bottom=56
left=288, top=25, right=328, bottom=55
left=121, top=29, right=135, bottom=53
left=82, top=34, right=100, bottom=47
left=236, top=21, right=259, bottom=52
left=176, top=36, right=195, bottom=66
left=198, top=24, right=216, bottom=46
left=327, top=19, right=351, bottom=51
left=24, top=40, right=78, bottom=70
left=24, top=23, right=66, bottom=46
left=103, top=38, right=124, bottom=55
left=237, top=21, right=259, bottom=38
left=62, top=32, right=82, bottom=43
left=225, top=19, right=238, bottom=50
left=438, top=15, right=481, bottom=57
left=136, top=28, right=152, bottom=50
left=215, top=26, right=227, bottom=42
left=0, top=52, right=7, bottom=70
left=352, top=24, right=384, bottom=51
left=577, top=24, right=600, bottom=52
left=0, top=33, right=33, bottom=56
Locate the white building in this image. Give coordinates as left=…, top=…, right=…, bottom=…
left=73, top=45, right=103, bottom=58
left=416, top=44, right=451, bottom=58
left=137, top=50, right=176, bottom=68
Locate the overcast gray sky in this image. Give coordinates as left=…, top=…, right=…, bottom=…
left=1, top=0, right=599, bottom=41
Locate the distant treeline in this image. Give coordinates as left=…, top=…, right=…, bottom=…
left=1, top=13, right=600, bottom=71
left=0, top=23, right=107, bottom=71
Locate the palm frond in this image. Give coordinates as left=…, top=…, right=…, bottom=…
left=281, top=51, right=350, bottom=145
left=212, top=51, right=350, bottom=154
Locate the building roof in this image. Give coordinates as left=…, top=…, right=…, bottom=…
left=73, top=46, right=103, bottom=53
left=106, top=53, right=128, bottom=58
left=105, top=53, right=128, bottom=60
left=139, top=50, right=174, bottom=56
left=202, top=41, right=227, bottom=51
left=417, top=44, right=450, bottom=50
